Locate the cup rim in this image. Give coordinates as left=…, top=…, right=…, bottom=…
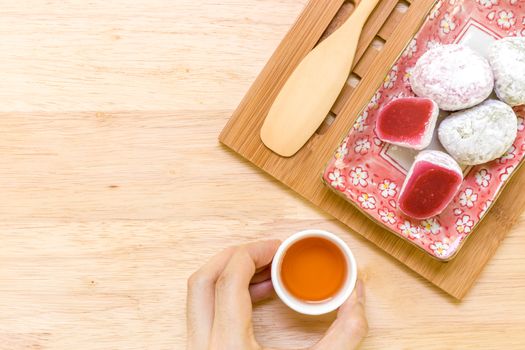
left=271, top=229, right=357, bottom=315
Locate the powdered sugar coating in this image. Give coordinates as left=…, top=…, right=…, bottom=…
left=410, top=44, right=494, bottom=111
left=414, top=150, right=463, bottom=175
left=489, top=37, right=525, bottom=107
left=438, top=100, right=518, bottom=165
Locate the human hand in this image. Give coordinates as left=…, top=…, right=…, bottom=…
left=186, top=240, right=368, bottom=350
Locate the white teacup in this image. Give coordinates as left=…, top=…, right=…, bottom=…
left=271, top=229, right=357, bottom=315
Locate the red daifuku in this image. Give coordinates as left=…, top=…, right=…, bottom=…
left=398, top=150, right=463, bottom=220
left=375, top=97, right=439, bottom=150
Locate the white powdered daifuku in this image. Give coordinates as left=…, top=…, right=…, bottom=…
left=438, top=100, right=518, bottom=165
left=410, top=44, right=494, bottom=111
left=489, top=37, right=525, bottom=107
left=398, top=150, right=463, bottom=220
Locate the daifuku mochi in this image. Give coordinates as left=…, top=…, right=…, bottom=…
left=398, top=151, right=463, bottom=220
left=488, top=37, right=525, bottom=107
left=410, top=44, right=494, bottom=111
left=375, top=97, right=438, bottom=150
left=438, top=100, right=518, bottom=165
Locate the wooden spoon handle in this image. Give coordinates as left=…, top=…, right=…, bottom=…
left=261, top=0, right=380, bottom=157
left=350, top=0, right=382, bottom=28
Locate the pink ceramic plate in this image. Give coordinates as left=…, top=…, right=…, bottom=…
left=323, top=0, right=525, bottom=261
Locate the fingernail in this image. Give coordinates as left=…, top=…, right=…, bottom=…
left=356, top=279, right=364, bottom=299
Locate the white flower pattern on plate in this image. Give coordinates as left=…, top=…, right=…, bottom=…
left=475, top=169, right=491, bottom=187
left=368, top=91, right=381, bottom=109
left=403, top=39, right=418, bottom=58
left=354, top=138, right=371, bottom=155
left=430, top=241, right=450, bottom=257
left=476, top=0, right=498, bottom=8
left=334, top=158, right=346, bottom=170
left=518, top=117, right=524, bottom=131
left=379, top=208, right=396, bottom=225
left=440, top=13, right=457, bottom=34
left=328, top=169, right=345, bottom=190
left=479, top=200, right=493, bottom=219
left=399, top=221, right=418, bottom=237
left=378, top=179, right=397, bottom=198
left=456, top=215, right=474, bottom=234
left=429, top=0, right=442, bottom=20
left=459, top=188, right=478, bottom=208
left=350, top=167, right=369, bottom=187
left=358, top=193, right=376, bottom=209
left=508, top=28, right=522, bottom=37
left=409, top=228, right=424, bottom=240
left=500, top=165, right=515, bottom=181
left=353, top=111, right=368, bottom=132
left=421, top=218, right=441, bottom=235
left=497, top=10, right=516, bottom=29
left=389, top=92, right=408, bottom=101
left=499, top=145, right=516, bottom=163
left=383, top=65, right=398, bottom=89
left=335, top=141, right=348, bottom=159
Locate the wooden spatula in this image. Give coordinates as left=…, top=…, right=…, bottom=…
left=260, top=0, right=380, bottom=157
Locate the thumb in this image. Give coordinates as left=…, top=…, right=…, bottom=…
left=312, top=279, right=368, bottom=350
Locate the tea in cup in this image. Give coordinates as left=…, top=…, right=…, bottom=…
left=271, top=230, right=357, bottom=315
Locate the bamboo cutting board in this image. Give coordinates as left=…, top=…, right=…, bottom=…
left=219, top=0, right=525, bottom=299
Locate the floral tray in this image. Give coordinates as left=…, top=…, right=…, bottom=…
left=323, top=0, right=525, bottom=261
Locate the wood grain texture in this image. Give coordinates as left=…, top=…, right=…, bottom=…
left=260, top=0, right=380, bottom=157
left=219, top=0, right=525, bottom=300
left=0, top=0, right=524, bottom=349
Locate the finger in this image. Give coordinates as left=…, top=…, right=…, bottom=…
left=249, top=279, right=275, bottom=303
left=250, top=265, right=272, bottom=284
left=186, top=247, right=237, bottom=350
left=312, top=279, right=368, bottom=350
left=211, top=240, right=281, bottom=346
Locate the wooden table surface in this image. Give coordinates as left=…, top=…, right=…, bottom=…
left=1, top=1, right=524, bottom=349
